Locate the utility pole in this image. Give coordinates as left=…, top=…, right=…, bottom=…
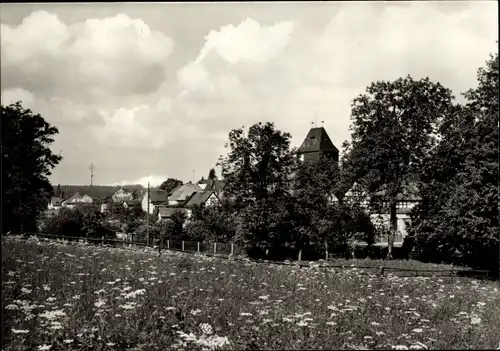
left=89, top=162, right=94, bottom=187
left=146, top=182, right=150, bottom=246
left=192, top=170, right=195, bottom=183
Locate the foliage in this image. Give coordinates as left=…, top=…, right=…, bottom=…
left=1, top=102, right=62, bottom=234
left=208, top=168, right=217, bottom=180
left=40, top=206, right=114, bottom=238
left=159, top=178, right=183, bottom=195
left=3, top=237, right=500, bottom=351
left=218, top=122, right=296, bottom=257
left=53, top=185, right=143, bottom=201
left=410, top=52, right=499, bottom=271
left=343, top=76, right=455, bottom=258
left=186, top=204, right=235, bottom=243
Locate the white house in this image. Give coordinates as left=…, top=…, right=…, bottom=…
left=168, top=182, right=203, bottom=206
left=112, top=188, right=134, bottom=203
left=62, top=193, right=94, bottom=209
left=141, top=189, right=168, bottom=214
left=184, top=190, right=221, bottom=218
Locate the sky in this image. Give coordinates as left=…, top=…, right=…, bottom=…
left=1, top=1, right=497, bottom=187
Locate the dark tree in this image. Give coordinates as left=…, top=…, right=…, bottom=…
left=218, top=122, right=295, bottom=257
left=344, top=76, right=455, bottom=258
left=159, top=178, right=183, bottom=195
left=208, top=168, right=217, bottom=180
left=2, top=102, right=62, bottom=233
left=411, top=52, right=499, bottom=271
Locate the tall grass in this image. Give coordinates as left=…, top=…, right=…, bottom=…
left=2, top=236, right=499, bottom=350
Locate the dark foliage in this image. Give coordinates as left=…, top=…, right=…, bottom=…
left=2, top=102, right=62, bottom=234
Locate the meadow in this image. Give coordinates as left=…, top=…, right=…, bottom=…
left=2, top=236, right=500, bottom=351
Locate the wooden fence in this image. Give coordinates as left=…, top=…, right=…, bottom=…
left=13, top=232, right=498, bottom=280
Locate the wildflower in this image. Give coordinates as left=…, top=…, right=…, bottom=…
left=412, top=328, right=423, bottom=333
left=38, top=345, right=52, bottom=351
left=240, top=312, right=252, bottom=316
left=94, top=299, right=106, bottom=308
left=46, top=297, right=57, bottom=302
left=21, top=287, right=32, bottom=294
left=12, top=329, right=29, bottom=334
left=63, top=339, right=73, bottom=344
left=43, top=285, right=51, bottom=291
left=471, top=316, right=482, bottom=325
left=392, top=346, right=409, bottom=350
left=200, top=323, right=213, bottom=335
left=191, top=309, right=202, bottom=316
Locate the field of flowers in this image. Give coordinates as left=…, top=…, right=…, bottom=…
left=2, top=236, right=500, bottom=351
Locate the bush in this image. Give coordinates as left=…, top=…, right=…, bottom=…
left=40, top=206, right=114, bottom=238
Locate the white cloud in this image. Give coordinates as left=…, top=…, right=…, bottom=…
left=1, top=11, right=174, bottom=101
left=0, top=2, right=497, bottom=186
left=109, top=174, right=167, bottom=188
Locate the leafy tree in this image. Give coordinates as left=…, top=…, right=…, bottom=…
left=344, top=76, right=455, bottom=258
left=410, top=52, right=499, bottom=271
left=40, top=206, right=114, bottom=238
left=2, top=102, right=62, bottom=234
left=208, top=168, right=217, bottom=180
left=159, top=178, right=183, bottom=195
left=217, top=122, right=295, bottom=257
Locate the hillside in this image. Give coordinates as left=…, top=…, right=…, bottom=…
left=52, top=184, right=144, bottom=200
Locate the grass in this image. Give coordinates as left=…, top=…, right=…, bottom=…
left=2, top=235, right=500, bottom=350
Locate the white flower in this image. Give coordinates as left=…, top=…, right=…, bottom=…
left=94, top=299, right=106, bottom=308
left=191, top=309, right=202, bottom=316
left=38, top=345, right=52, bottom=351
left=200, top=323, right=213, bottom=335
left=412, top=328, right=423, bottom=333
left=63, top=339, right=74, bottom=344
left=12, top=329, right=29, bottom=334
left=471, top=316, right=482, bottom=325
left=240, top=312, right=252, bottom=316
left=43, top=285, right=51, bottom=291
left=21, top=287, right=32, bottom=294
left=392, top=346, right=409, bottom=350
left=124, top=289, right=146, bottom=299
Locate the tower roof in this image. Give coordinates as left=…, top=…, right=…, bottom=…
left=298, top=127, right=339, bottom=153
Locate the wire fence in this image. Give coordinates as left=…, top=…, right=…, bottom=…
left=12, top=232, right=498, bottom=280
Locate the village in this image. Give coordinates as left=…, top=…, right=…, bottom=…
left=45, top=125, right=421, bottom=249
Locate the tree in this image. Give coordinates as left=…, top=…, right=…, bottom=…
left=208, top=168, right=217, bottom=180
left=2, top=102, right=62, bottom=234
left=411, top=52, right=499, bottom=271
left=218, top=122, right=295, bottom=257
left=344, top=76, right=455, bottom=258
left=40, top=206, right=114, bottom=238
left=159, top=178, right=183, bottom=195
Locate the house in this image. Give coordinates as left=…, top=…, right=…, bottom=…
left=141, top=188, right=168, bottom=214
left=61, top=192, right=94, bottom=209
left=122, top=200, right=141, bottom=209
left=184, top=191, right=221, bottom=218
left=100, top=203, right=110, bottom=214
left=112, top=187, right=134, bottom=203
left=297, top=126, right=339, bottom=163
left=197, top=179, right=224, bottom=200
left=168, top=182, right=203, bottom=206
left=157, top=206, right=189, bottom=222
left=369, top=180, right=421, bottom=246
left=47, top=197, right=63, bottom=211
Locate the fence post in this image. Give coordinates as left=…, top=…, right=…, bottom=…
left=298, top=249, right=302, bottom=262
left=167, top=240, right=170, bottom=249
left=325, top=241, right=329, bottom=260
left=182, top=241, right=185, bottom=251
left=197, top=242, right=200, bottom=253
left=122, top=237, right=125, bottom=248
left=379, top=266, right=385, bottom=276
left=101, top=236, right=104, bottom=246
left=230, top=243, right=234, bottom=256
left=214, top=242, right=217, bottom=254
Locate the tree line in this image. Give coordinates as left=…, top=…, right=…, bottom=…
left=1, top=51, right=497, bottom=271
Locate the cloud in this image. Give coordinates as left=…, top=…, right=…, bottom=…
left=109, top=174, right=167, bottom=188
left=0, top=2, right=497, bottom=186
left=1, top=11, right=174, bottom=102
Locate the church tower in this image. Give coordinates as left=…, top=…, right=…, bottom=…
left=297, top=126, right=339, bottom=163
